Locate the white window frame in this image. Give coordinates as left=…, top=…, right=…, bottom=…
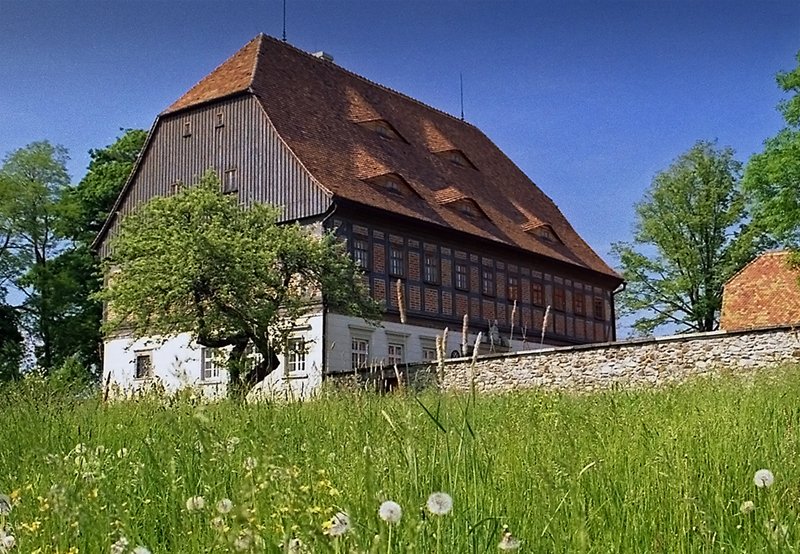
left=286, top=337, right=306, bottom=375
left=201, top=347, right=225, bottom=382
left=351, top=338, right=369, bottom=369
left=387, top=343, right=404, bottom=366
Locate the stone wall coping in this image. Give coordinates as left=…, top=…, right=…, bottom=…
left=399, top=323, right=799, bottom=370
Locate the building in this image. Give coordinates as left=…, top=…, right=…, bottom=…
left=94, top=34, right=623, bottom=398
left=721, top=251, right=800, bottom=331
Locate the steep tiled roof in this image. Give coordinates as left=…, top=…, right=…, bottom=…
left=164, top=34, right=620, bottom=280
left=721, top=251, right=800, bottom=330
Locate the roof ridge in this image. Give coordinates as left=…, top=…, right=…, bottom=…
left=258, top=34, right=484, bottom=133
left=723, top=249, right=791, bottom=287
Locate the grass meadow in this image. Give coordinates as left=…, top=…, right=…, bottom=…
left=2, top=368, right=800, bottom=553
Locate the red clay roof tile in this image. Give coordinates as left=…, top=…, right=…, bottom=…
left=165, top=34, right=620, bottom=281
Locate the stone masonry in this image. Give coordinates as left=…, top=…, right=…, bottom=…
left=406, top=325, right=800, bottom=393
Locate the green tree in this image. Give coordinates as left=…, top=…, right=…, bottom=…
left=612, top=141, right=756, bottom=335
left=744, top=51, right=800, bottom=245
left=47, top=129, right=146, bottom=375
left=97, top=172, right=381, bottom=396
left=0, top=304, right=23, bottom=380
left=0, top=141, right=70, bottom=372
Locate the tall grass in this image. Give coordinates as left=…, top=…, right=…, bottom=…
left=1, top=368, right=800, bottom=552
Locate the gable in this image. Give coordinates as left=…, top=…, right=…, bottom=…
left=96, top=94, right=331, bottom=257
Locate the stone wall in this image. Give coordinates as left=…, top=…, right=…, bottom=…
left=403, top=325, right=800, bottom=393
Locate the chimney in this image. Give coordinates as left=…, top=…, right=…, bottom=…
left=312, top=51, right=334, bottom=63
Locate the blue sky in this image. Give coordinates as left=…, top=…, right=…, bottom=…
left=2, top=0, right=799, bottom=282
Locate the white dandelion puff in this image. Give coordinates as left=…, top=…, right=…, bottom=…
left=324, top=511, right=351, bottom=537
left=0, top=530, right=16, bottom=551
left=244, top=456, right=258, bottom=471
left=185, top=495, right=206, bottom=511
left=426, top=492, right=453, bottom=516
left=110, top=536, right=129, bottom=554
left=498, top=526, right=521, bottom=551
left=132, top=547, right=151, bottom=554
left=379, top=500, right=402, bottom=524
left=740, top=500, right=755, bottom=514
left=210, top=516, right=226, bottom=531
left=216, top=498, right=234, bottom=514
left=0, top=495, right=11, bottom=515
left=754, top=469, right=775, bottom=488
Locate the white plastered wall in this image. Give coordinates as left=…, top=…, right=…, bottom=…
left=102, top=312, right=325, bottom=400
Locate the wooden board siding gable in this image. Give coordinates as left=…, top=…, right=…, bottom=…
left=97, top=94, right=332, bottom=257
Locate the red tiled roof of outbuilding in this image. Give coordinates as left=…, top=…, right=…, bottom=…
left=163, top=34, right=621, bottom=281
left=721, top=251, right=800, bottom=330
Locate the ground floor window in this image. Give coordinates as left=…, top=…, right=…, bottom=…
left=201, top=348, right=225, bottom=380
left=387, top=343, right=404, bottom=366
left=134, top=351, right=153, bottom=379
left=352, top=338, right=369, bottom=369
left=286, top=338, right=306, bottom=374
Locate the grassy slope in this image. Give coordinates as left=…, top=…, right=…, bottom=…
left=1, top=369, right=799, bottom=553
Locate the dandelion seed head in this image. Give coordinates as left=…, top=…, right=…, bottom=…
left=740, top=500, right=755, bottom=514
left=754, top=469, right=775, bottom=488
left=426, top=492, right=453, bottom=516
left=0, top=495, right=11, bottom=515
left=216, top=498, right=233, bottom=514
left=132, top=547, right=151, bottom=554
left=498, top=526, right=521, bottom=551
left=185, top=495, right=205, bottom=511
left=323, top=511, right=351, bottom=537
left=0, top=530, right=15, bottom=551
left=379, top=500, right=402, bottom=524
left=244, top=456, right=258, bottom=471
left=210, top=516, right=226, bottom=531
left=110, top=536, right=129, bottom=554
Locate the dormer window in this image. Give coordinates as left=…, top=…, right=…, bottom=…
left=364, top=173, right=418, bottom=198
left=522, top=221, right=561, bottom=244
left=435, top=149, right=477, bottom=170
left=358, top=119, right=406, bottom=142
left=460, top=202, right=477, bottom=217
left=434, top=187, right=491, bottom=222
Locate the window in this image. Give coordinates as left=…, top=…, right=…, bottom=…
left=201, top=348, right=224, bottom=380
left=360, top=119, right=405, bottom=142
left=422, top=346, right=436, bottom=362
left=532, top=282, right=544, bottom=306
left=460, top=202, right=477, bottom=218
left=170, top=181, right=184, bottom=195
left=508, top=276, right=519, bottom=301
left=223, top=168, right=237, bottom=194
left=353, top=237, right=369, bottom=269
left=351, top=338, right=369, bottom=369
left=593, top=297, right=605, bottom=320
left=455, top=263, right=469, bottom=291
left=574, top=293, right=585, bottom=316
left=482, top=267, right=495, bottom=296
left=424, top=252, right=439, bottom=284
left=182, top=121, right=191, bottom=137
left=286, top=338, right=306, bottom=374
left=215, top=112, right=224, bottom=128
left=554, top=287, right=566, bottom=311
left=389, top=246, right=405, bottom=277
left=387, top=344, right=404, bottom=366
left=134, top=352, right=153, bottom=379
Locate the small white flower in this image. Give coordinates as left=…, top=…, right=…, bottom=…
left=0, top=494, right=11, bottom=515
left=324, top=511, right=351, bottom=537
left=185, top=495, right=206, bottom=511
left=754, top=469, right=775, bottom=488
left=0, top=530, right=16, bottom=550
left=287, top=537, right=304, bottom=553
left=244, top=456, right=258, bottom=471
left=110, top=536, right=129, bottom=554
left=211, top=516, right=226, bottom=531
left=426, top=492, right=453, bottom=516
left=116, top=448, right=128, bottom=459
left=378, top=500, right=402, bottom=524
left=216, top=498, right=234, bottom=514
left=132, top=547, right=151, bottom=554
left=498, top=526, right=521, bottom=551
left=740, top=500, right=755, bottom=514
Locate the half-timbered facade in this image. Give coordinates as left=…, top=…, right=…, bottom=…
left=95, top=34, right=623, bottom=398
